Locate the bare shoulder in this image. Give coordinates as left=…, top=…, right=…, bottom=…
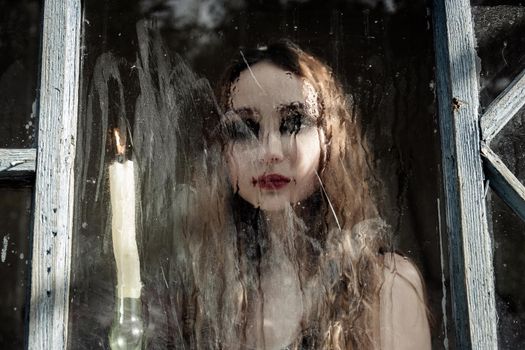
left=380, top=253, right=431, bottom=350
left=382, top=253, right=425, bottom=299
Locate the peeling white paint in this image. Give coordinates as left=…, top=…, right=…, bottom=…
left=30, top=99, right=36, bottom=119
left=1, top=234, right=10, bottom=263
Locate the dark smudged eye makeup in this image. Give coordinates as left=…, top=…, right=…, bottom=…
left=279, top=102, right=315, bottom=135
left=244, top=118, right=259, bottom=136
left=224, top=117, right=259, bottom=141
left=280, top=111, right=310, bottom=135
left=223, top=109, right=259, bottom=141
left=224, top=103, right=316, bottom=141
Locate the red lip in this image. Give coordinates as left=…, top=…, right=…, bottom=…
left=254, top=174, right=291, bottom=190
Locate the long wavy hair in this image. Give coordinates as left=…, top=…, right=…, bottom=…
left=146, top=40, right=389, bottom=349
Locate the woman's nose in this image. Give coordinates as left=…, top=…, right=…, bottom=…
left=261, top=131, right=284, bottom=164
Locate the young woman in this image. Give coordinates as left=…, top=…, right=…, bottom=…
left=146, top=40, right=430, bottom=350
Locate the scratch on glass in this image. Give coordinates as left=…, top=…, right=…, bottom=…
left=160, top=265, right=169, bottom=289
left=239, top=50, right=266, bottom=94
left=315, top=170, right=341, bottom=231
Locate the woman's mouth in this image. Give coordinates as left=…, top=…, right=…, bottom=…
left=253, top=174, right=291, bottom=190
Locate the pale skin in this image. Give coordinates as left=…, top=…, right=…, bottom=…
left=225, top=61, right=431, bottom=349
left=381, top=254, right=432, bottom=350
left=225, top=61, right=324, bottom=211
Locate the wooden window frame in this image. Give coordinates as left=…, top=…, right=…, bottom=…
left=480, top=69, right=525, bottom=221
left=26, top=0, right=80, bottom=348
left=432, top=0, right=498, bottom=348
left=9, top=0, right=523, bottom=348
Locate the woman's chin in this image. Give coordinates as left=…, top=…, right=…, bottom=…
left=240, top=187, right=316, bottom=211
left=258, top=201, right=289, bottom=211
left=245, top=192, right=292, bottom=212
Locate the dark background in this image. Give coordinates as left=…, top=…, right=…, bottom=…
left=0, top=0, right=39, bottom=148
left=0, top=0, right=40, bottom=348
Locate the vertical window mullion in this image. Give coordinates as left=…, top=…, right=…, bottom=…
left=28, top=0, right=81, bottom=349
left=432, top=0, right=498, bottom=349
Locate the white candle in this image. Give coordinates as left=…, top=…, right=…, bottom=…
left=109, top=132, right=141, bottom=299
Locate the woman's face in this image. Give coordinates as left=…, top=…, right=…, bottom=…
left=225, top=61, right=324, bottom=211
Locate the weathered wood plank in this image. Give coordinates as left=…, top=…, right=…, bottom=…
left=432, top=0, right=498, bottom=349
left=481, top=143, right=525, bottom=222
left=481, top=68, right=525, bottom=143
left=28, top=0, right=81, bottom=349
left=0, top=148, right=36, bottom=179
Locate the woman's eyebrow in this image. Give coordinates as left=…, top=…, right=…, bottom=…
left=232, top=107, right=259, bottom=118
left=276, top=102, right=307, bottom=113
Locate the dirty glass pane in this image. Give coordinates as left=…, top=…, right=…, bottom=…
left=473, top=2, right=525, bottom=348
left=472, top=2, right=525, bottom=109
left=493, top=105, right=525, bottom=186
left=485, top=50, right=525, bottom=350
left=0, top=185, right=32, bottom=348
left=71, top=1, right=447, bottom=349
left=0, top=0, right=40, bottom=148
left=487, top=189, right=525, bottom=349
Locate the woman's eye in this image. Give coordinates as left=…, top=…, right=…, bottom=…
left=280, top=113, right=304, bottom=135
left=244, top=118, right=259, bottom=136
left=226, top=118, right=259, bottom=140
